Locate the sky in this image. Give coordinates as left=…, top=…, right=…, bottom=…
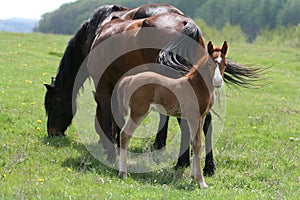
left=0, top=0, right=76, bottom=20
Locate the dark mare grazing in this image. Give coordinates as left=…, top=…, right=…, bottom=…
left=44, top=4, right=217, bottom=173
left=44, top=4, right=265, bottom=176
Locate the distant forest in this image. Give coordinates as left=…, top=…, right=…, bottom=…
left=34, top=0, right=300, bottom=41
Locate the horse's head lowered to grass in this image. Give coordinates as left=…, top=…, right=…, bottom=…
left=44, top=77, right=73, bottom=137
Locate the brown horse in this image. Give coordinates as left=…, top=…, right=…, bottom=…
left=116, top=41, right=227, bottom=187
left=88, top=13, right=205, bottom=163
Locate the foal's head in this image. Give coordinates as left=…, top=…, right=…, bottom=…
left=207, top=41, right=228, bottom=88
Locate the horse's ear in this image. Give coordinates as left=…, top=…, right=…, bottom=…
left=221, top=41, right=228, bottom=55
left=44, top=84, right=56, bottom=92
left=207, top=41, right=214, bottom=55
left=51, top=77, right=56, bottom=85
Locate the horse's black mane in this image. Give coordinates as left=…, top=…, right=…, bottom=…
left=158, top=22, right=202, bottom=74
left=54, top=4, right=128, bottom=91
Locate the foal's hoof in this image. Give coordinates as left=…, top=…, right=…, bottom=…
left=118, top=171, right=127, bottom=179
left=199, top=181, right=208, bottom=189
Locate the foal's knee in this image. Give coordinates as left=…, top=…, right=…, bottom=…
left=120, top=132, right=132, bottom=148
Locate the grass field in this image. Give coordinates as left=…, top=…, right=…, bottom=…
left=0, top=31, right=299, bottom=199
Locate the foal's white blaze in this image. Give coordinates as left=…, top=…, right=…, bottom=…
left=213, top=57, right=223, bottom=88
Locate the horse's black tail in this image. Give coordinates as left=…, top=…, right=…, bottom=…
left=158, top=22, right=204, bottom=74
left=224, top=60, right=268, bottom=89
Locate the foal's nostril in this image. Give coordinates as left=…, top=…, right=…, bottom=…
left=213, top=79, right=223, bottom=88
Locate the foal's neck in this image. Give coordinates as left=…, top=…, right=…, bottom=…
left=184, top=55, right=215, bottom=93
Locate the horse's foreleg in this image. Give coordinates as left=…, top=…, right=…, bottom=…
left=190, top=118, right=208, bottom=188
left=102, top=100, right=117, bottom=163
left=112, top=94, right=125, bottom=149
left=203, top=112, right=216, bottom=176
left=95, top=84, right=116, bottom=163
left=152, top=114, right=169, bottom=150
left=174, top=118, right=191, bottom=169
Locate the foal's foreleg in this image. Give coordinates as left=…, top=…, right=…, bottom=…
left=190, top=118, right=208, bottom=188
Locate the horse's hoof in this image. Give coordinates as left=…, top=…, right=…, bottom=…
left=106, top=151, right=117, bottom=164
left=199, top=181, right=208, bottom=189
left=118, top=171, right=127, bottom=179
left=174, top=160, right=190, bottom=170
left=203, top=164, right=216, bottom=176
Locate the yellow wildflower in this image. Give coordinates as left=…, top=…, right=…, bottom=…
left=37, top=178, right=45, bottom=182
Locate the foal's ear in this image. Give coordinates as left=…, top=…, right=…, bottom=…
left=207, top=41, right=214, bottom=55
left=221, top=41, right=228, bottom=55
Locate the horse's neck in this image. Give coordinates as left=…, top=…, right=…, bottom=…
left=55, top=41, right=89, bottom=96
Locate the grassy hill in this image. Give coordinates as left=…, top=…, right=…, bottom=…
left=0, top=31, right=299, bottom=199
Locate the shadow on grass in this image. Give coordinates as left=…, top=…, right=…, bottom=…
left=41, top=135, right=73, bottom=148
left=40, top=135, right=200, bottom=190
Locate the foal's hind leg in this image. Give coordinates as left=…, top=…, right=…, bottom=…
left=203, top=112, right=216, bottom=176
left=119, top=110, right=148, bottom=179
left=119, top=118, right=138, bottom=179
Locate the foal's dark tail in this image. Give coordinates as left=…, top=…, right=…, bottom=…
left=158, top=22, right=203, bottom=74
left=224, top=60, right=268, bottom=88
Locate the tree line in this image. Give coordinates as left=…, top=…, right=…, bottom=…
left=34, top=0, right=300, bottom=42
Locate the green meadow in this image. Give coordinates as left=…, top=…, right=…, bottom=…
left=0, top=30, right=299, bottom=199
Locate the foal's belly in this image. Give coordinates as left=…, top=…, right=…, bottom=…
left=150, top=103, right=182, bottom=118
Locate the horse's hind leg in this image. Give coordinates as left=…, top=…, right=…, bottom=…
left=174, top=118, right=191, bottom=169
left=152, top=114, right=169, bottom=150
left=202, top=112, right=216, bottom=176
